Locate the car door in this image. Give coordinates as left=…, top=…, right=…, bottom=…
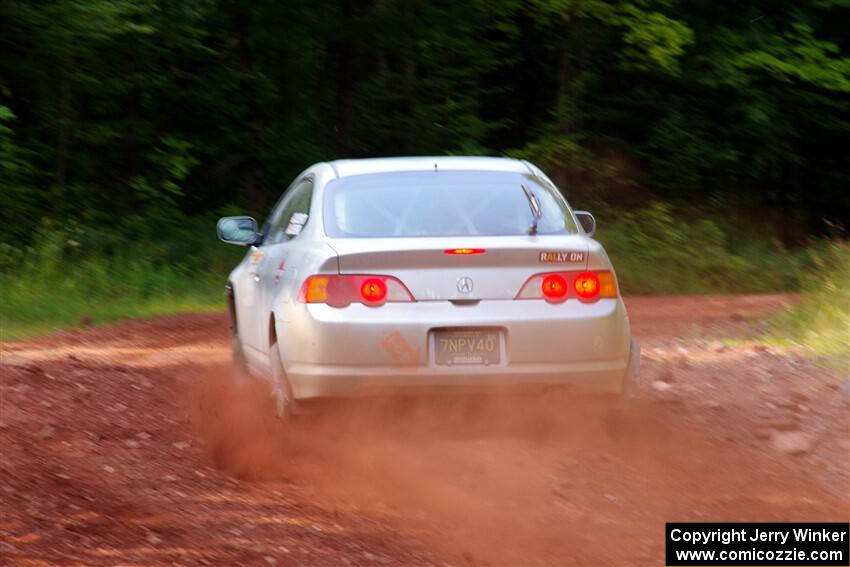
left=232, top=241, right=268, bottom=362
left=253, top=177, right=315, bottom=363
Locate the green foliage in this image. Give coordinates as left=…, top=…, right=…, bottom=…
left=131, top=137, right=199, bottom=206
left=0, top=217, right=243, bottom=338
left=508, top=133, right=591, bottom=172
left=0, top=0, right=847, bottom=231
left=766, top=241, right=850, bottom=371
left=0, top=0, right=848, bottom=336
left=597, top=202, right=804, bottom=294
left=732, top=23, right=850, bottom=93
left=594, top=1, right=695, bottom=74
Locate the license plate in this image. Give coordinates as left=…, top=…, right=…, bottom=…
left=434, top=328, right=501, bottom=365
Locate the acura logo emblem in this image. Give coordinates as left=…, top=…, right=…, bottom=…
left=457, top=276, right=474, bottom=294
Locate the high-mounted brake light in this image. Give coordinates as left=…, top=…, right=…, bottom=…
left=444, top=248, right=486, bottom=255
left=516, top=270, right=618, bottom=303
left=299, top=275, right=412, bottom=307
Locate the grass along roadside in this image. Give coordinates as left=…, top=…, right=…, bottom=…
left=0, top=208, right=845, bottom=342
left=1, top=293, right=225, bottom=340
left=762, top=241, right=850, bottom=373
left=0, top=220, right=239, bottom=340
left=595, top=202, right=808, bottom=295
left=0, top=268, right=227, bottom=341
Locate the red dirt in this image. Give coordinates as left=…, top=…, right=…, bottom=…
left=1, top=294, right=847, bottom=566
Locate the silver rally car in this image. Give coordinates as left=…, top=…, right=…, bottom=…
left=217, top=157, right=639, bottom=417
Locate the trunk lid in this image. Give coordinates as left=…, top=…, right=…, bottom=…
left=328, top=235, right=589, bottom=301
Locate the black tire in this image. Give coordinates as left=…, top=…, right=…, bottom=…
left=269, top=342, right=297, bottom=420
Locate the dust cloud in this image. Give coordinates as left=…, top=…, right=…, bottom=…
left=5, top=305, right=845, bottom=566
left=189, top=369, right=669, bottom=565
left=189, top=356, right=847, bottom=566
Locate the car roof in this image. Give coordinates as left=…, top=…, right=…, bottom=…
left=326, top=156, right=534, bottom=178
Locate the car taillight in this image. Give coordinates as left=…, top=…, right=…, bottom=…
left=597, top=271, right=617, bottom=298
left=516, top=270, right=618, bottom=303
left=298, top=275, right=412, bottom=307
left=542, top=274, right=568, bottom=301
left=574, top=272, right=599, bottom=299
left=360, top=278, right=387, bottom=303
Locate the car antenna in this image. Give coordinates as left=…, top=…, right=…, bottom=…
left=522, top=184, right=542, bottom=235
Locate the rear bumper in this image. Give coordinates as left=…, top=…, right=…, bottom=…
left=287, top=359, right=629, bottom=399
left=277, top=298, right=632, bottom=400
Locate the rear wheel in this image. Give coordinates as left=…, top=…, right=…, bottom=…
left=269, top=342, right=297, bottom=420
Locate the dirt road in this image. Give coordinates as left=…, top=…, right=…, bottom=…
left=2, top=295, right=848, bottom=566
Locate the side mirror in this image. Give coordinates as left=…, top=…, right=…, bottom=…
left=574, top=211, right=596, bottom=237
left=217, top=216, right=260, bottom=246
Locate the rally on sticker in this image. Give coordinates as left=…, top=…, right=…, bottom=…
left=539, top=251, right=586, bottom=263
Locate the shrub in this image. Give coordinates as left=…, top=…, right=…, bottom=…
left=769, top=240, right=849, bottom=370
left=0, top=215, right=243, bottom=338
left=596, top=202, right=803, bottom=294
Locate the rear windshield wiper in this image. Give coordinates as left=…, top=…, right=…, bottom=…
left=521, top=184, right=542, bottom=235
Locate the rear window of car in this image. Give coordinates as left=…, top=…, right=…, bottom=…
left=323, top=170, right=577, bottom=238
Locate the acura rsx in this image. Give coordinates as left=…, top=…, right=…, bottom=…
left=217, top=157, right=639, bottom=418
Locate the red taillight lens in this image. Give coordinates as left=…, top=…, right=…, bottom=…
left=299, top=275, right=411, bottom=307
left=516, top=270, right=617, bottom=302
left=541, top=274, right=568, bottom=302
left=444, top=248, right=486, bottom=255
left=360, top=278, right=387, bottom=303
left=574, top=272, right=600, bottom=300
